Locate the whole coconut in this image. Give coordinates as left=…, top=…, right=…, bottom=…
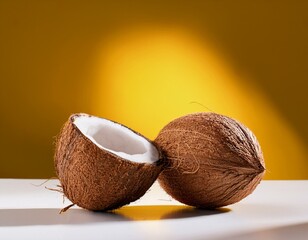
left=155, top=112, right=265, bottom=208
left=54, top=113, right=164, bottom=211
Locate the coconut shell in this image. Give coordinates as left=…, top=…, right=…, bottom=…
left=155, top=112, right=265, bottom=209
left=54, top=114, right=164, bottom=211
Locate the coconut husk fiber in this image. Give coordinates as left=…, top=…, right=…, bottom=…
left=155, top=112, right=265, bottom=208
left=54, top=114, right=164, bottom=211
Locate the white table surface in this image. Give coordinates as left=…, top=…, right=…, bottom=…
left=0, top=179, right=307, bottom=240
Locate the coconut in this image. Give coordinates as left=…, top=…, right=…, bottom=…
left=155, top=112, right=265, bottom=209
left=54, top=113, right=164, bottom=211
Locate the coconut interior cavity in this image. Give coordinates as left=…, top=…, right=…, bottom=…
left=73, top=114, right=159, bottom=163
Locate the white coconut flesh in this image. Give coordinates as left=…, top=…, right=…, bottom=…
left=73, top=114, right=159, bottom=164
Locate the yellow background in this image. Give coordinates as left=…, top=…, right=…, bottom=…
left=0, top=0, right=307, bottom=179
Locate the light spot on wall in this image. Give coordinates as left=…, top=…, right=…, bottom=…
left=91, top=26, right=307, bottom=179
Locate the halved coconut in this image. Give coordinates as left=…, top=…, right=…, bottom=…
left=155, top=112, right=265, bottom=209
left=54, top=113, right=164, bottom=211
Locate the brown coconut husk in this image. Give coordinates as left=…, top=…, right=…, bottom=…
left=54, top=114, right=164, bottom=211
left=155, top=112, right=265, bottom=209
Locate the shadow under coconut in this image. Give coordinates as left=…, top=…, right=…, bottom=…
left=114, top=205, right=230, bottom=221
left=0, top=208, right=128, bottom=227
left=0, top=205, right=230, bottom=226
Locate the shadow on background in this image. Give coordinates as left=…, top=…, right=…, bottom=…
left=0, top=208, right=127, bottom=226
left=0, top=205, right=230, bottom=226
